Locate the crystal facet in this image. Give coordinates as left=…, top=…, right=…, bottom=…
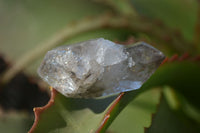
left=38, top=38, right=165, bottom=98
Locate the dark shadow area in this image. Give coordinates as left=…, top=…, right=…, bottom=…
left=56, top=90, right=117, bottom=114
left=68, top=95, right=117, bottom=113
left=0, top=55, right=8, bottom=74
left=0, top=73, right=50, bottom=113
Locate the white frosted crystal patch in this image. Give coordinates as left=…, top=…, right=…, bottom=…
left=38, top=38, right=165, bottom=98
left=95, top=38, right=127, bottom=66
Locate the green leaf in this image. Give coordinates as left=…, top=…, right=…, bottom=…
left=30, top=60, right=200, bottom=133
left=145, top=94, right=200, bottom=133
left=31, top=90, right=118, bottom=133
left=143, top=61, right=200, bottom=109
left=97, top=60, right=200, bottom=132
left=108, top=88, right=161, bottom=133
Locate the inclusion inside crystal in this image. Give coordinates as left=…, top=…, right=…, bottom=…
left=38, top=38, right=165, bottom=98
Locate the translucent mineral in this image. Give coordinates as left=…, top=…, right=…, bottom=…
left=38, top=38, right=165, bottom=98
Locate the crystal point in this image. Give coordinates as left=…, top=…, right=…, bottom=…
left=38, top=38, right=165, bottom=98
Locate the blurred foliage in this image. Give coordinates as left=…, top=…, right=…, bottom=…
left=145, top=92, right=199, bottom=133
left=0, top=0, right=200, bottom=133
left=131, top=0, right=198, bottom=41
left=0, top=112, right=33, bottom=133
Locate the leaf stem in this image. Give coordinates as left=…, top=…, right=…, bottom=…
left=94, top=0, right=138, bottom=17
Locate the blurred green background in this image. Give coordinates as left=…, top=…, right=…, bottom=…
left=0, top=0, right=199, bottom=133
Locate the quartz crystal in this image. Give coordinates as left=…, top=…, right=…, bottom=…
left=38, top=38, right=165, bottom=98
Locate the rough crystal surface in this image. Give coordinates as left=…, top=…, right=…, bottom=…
left=38, top=38, right=165, bottom=98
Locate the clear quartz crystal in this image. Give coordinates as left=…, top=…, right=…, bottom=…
left=38, top=38, right=165, bottom=98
